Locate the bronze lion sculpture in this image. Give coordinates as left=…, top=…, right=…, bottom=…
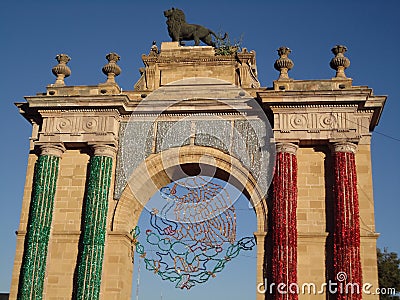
left=164, top=8, right=227, bottom=47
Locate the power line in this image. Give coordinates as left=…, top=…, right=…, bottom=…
left=135, top=259, right=140, bottom=300
left=299, top=106, right=400, bottom=143
left=371, top=130, right=400, bottom=143
left=336, top=111, right=400, bottom=143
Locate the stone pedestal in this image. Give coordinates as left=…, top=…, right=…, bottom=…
left=134, top=41, right=260, bottom=91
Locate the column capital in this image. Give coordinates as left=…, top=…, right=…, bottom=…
left=253, top=231, right=268, bottom=241
left=331, top=141, right=357, bottom=154
left=35, top=143, right=65, bottom=157
left=89, top=143, right=117, bottom=158
left=275, top=142, right=298, bottom=155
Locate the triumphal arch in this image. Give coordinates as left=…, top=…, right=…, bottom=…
left=10, top=30, right=385, bottom=300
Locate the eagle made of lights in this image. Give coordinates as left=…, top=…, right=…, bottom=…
left=131, top=176, right=255, bottom=289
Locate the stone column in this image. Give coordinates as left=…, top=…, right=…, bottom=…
left=76, top=144, right=116, bottom=300
left=271, top=143, right=298, bottom=300
left=17, top=143, right=65, bottom=300
left=332, top=142, right=362, bottom=300
left=254, top=231, right=267, bottom=300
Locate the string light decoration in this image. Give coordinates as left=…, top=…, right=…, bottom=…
left=76, top=155, right=113, bottom=300
left=333, top=150, right=362, bottom=300
left=18, top=155, right=60, bottom=299
left=271, top=150, right=298, bottom=300
left=131, top=176, right=256, bottom=289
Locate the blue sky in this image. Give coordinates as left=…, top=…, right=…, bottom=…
left=1, top=0, right=399, bottom=298
left=134, top=180, right=257, bottom=299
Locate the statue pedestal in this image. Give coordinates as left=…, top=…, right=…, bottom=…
left=134, top=41, right=259, bottom=91
left=160, top=41, right=180, bottom=49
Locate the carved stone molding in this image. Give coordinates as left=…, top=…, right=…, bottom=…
left=44, top=115, right=113, bottom=134
left=136, top=42, right=259, bottom=91
left=36, top=143, right=66, bottom=157
left=331, top=141, right=357, bottom=154
left=276, top=111, right=352, bottom=132
left=236, top=48, right=261, bottom=88
left=38, top=113, right=119, bottom=146
left=276, top=142, right=298, bottom=155
left=269, top=108, right=374, bottom=143
left=90, top=144, right=117, bottom=158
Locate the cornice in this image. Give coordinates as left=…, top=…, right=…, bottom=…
left=142, top=53, right=237, bottom=64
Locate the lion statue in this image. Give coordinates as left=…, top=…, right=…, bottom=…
left=164, top=8, right=227, bottom=47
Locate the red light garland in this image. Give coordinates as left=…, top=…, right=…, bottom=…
left=272, top=151, right=298, bottom=300
left=270, top=145, right=362, bottom=300
left=333, top=150, right=362, bottom=300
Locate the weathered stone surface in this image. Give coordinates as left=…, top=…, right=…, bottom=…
left=134, top=42, right=259, bottom=91
left=10, top=41, right=386, bottom=300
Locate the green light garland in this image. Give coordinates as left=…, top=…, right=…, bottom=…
left=76, top=155, right=112, bottom=300
left=17, top=155, right=60, bottom=300
left=132, top=225, right=255, bottom=289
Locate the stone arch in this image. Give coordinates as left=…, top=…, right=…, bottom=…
left=102, top=77, right=272, bottom=299
left=112, top=145, right=267, bottom=234
left=103, top=145, right=268, bottom=299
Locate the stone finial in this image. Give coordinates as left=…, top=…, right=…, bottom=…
left=330, top=45, right=350, bottom=78
left=52, top=54, right=71, bottom=86
left=274, top=46, right=294, bottom=80
left=102, top=52, right=121, bottom=84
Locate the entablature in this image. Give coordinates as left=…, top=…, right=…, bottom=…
left=258, top=84, right=386, bottom=144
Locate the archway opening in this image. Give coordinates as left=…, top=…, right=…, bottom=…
left=131, top=176, right=257, bottom=300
